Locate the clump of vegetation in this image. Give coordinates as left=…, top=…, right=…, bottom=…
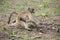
left=21, top=34, right=31, bottom=40
left=54, top=8, right=60, bottom=15
left=2, top=0, right=11, bottom=7
left=9, top=30, right=15, bottom=36
left=0, top=6, right=3, bottom=11
left=2, top=25, right=7, bottom=30
left=42, top=2, right=49, bottom=8
left=0, top=0, right=12, bottom=14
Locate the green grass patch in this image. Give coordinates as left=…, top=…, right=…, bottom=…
left=45, top=11, right=51, bottom=16
left=9, top=30, right=15, bottom=36
left=54, top=8, right=60, bottom=15
left=2, top=0, right=11, bottom=7
left=0, top=0, right=11, bottom=14
left=42, top=2, right=49, bottom=8
left=14, top=6, right=26, bottom=11
left=50, top=0, right=56, bottom=2
left=0, top=6, right=3, bottom=11
left=21, top=34, right=31, bottom=40
left=2, top=25, right=8, bottom=30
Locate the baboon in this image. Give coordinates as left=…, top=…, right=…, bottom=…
left=8, top=7, right=40, bottom=30
left=8, top=7, right=35, bottom=24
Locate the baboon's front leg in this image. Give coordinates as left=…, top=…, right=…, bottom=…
left=22, top=22, right=32, bottom=30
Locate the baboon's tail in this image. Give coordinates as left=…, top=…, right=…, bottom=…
left=8, top=11, right=17, bottom=24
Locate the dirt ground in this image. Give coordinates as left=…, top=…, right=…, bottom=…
left=0, top=0, right=60, bottom=40
left=0, top=15, right=60, bottom=40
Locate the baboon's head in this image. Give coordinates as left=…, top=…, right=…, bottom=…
left=28, top=7, right=35, bottom=13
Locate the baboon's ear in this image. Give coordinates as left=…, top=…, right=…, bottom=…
left=28, top=7, right=35, bottom=13
left=28, top=7, right=30, bottom=10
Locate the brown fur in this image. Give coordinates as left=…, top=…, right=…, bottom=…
left=8, top=8, right=40, bottom=30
